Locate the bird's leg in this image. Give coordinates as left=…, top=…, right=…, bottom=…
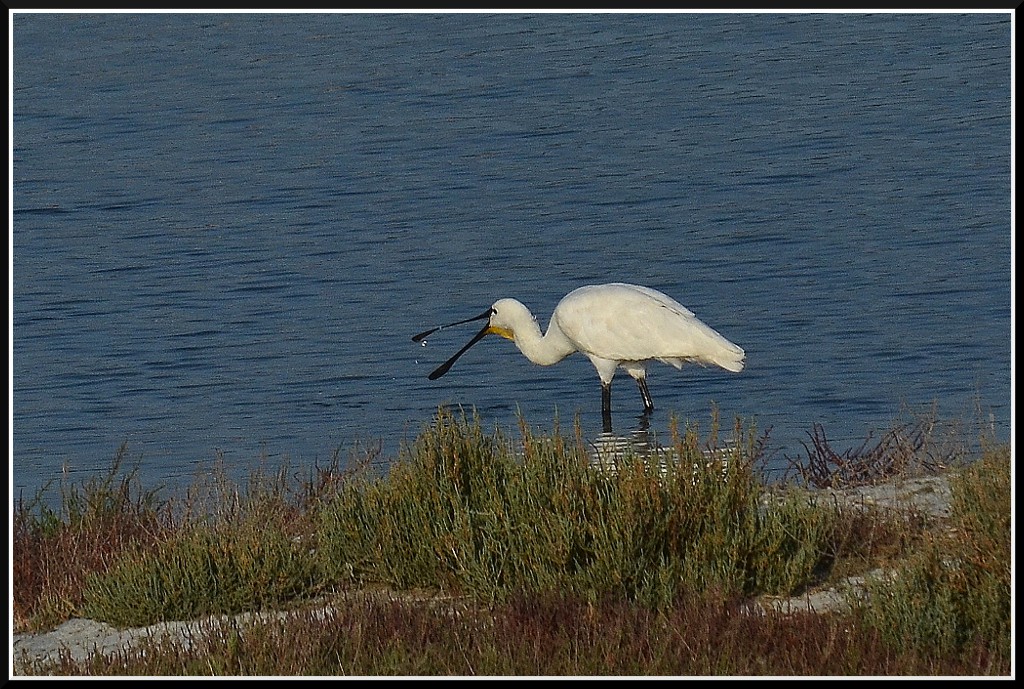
left=601, top=382, right=613, bottom=434
left=636, top=377, right=654, bottom=414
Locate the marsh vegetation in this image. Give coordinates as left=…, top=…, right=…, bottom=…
left=12, top=408, right=1011, bottom=676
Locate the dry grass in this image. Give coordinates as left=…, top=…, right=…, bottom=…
left=12, top=445, right=170, bottom=631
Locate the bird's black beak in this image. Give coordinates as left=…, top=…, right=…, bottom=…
left=412, top=308, right=494, bottom=380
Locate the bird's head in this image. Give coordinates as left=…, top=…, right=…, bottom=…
left=487, top=298, right=535, bottom=342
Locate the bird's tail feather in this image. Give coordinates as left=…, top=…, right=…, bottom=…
left=714, top=343, right=746, bottom=373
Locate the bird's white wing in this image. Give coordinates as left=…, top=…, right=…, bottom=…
left=553, top=283, right=743, bottom=369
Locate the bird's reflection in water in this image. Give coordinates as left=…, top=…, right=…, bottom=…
left=588, top=412, right=733, bottom=478
left=589, top=412, right=670, bottom=474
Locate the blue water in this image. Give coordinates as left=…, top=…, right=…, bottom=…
left=12, top=13, right=1012, bottom=499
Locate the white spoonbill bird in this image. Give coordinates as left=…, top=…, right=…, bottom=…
left=412, top=283, right=745, bottom=430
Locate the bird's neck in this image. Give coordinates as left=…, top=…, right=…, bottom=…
left=513, top=317, right=574, bottom=367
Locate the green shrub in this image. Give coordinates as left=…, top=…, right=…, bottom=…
left=857, top=445, right=1010, bottom=660
left=81, top=517, right=325, bottom=628
left=317, top=408, right=841, bottom=606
